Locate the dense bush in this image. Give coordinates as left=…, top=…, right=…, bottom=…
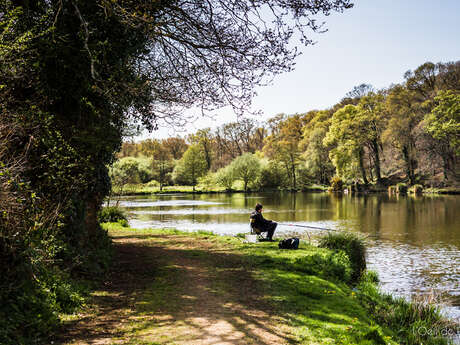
left=98, top=206, right=128, bottom=225
left=197, top=173, right=217, bottom=191
left=110, top=157, right=153, bottom=188
left=214, top=166, right=235, bottom=190
left=329, top=176, right=344, bottom=192
left=0, top=146, right=90, bottom=344
left=294, top=251, right=353, bottom=283
left=319, top=232, right=366, bottom=283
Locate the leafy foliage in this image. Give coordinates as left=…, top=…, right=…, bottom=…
left=214, top=165, right=235, bottom=191
left=173, top=145, right=208, bottom=190
left=294, top=250, right=353, bottom=283
left=229, top=153, right=262, bottom=192
left=330, top=176, right=344, bottom=191
left=425, top=90, right=460, bottom=155
left=319, top=232, right=367, bottom=283
left=98, top=206, right=128, bottom=225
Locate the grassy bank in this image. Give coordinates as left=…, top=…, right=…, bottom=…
left=56, top=224, right=455, bottom=345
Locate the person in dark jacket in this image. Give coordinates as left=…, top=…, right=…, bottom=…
left=250, top=203, right=277, bottom=241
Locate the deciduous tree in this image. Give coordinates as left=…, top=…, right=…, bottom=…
left=424, top=90, right=460, bottom=181
left=230, top=153, right=261, bottom=192
left=324, top=105, right=368, bottom=183
left=264, top=114, right=306, bottom=189
left=384, top=85, right=423, bottom=185
left=300, top=110, right=335, bottom=185
left=173, top=145, right=208, bottom=191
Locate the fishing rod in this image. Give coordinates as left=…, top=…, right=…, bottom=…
left=279, top=223, right=339, bottom=232
left=278, top=222, right=378, bottom=239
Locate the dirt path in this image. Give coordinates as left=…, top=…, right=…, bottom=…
left=56, top=234, right=295, bottom=345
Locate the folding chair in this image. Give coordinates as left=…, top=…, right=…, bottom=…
left=250, top=218, right=268, bottom=241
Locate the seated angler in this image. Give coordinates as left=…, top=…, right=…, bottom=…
left=250, top=203, right=277, bottom=241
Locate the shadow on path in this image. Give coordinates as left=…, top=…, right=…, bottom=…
left=55, top=234, right=296, bottom=345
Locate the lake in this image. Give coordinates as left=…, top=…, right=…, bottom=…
left=113, top=192, right=460, bottom=324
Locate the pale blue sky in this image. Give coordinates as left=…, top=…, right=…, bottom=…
left=138, top=0, right=460, bottom=140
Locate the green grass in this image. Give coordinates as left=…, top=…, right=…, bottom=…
left=319, top=232, right=367, bottom=283
left=97, top=224, right=456, bottom=344
left=233, top=240, right=395, bottom=344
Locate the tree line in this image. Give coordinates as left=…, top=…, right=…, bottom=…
left=115, top=61, right=459, bottom=192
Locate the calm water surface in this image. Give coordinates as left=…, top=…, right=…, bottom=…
left=115, top=192, right=460, bottom=323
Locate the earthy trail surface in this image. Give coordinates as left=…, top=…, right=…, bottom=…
left=56, top=232, right=295, bottom=345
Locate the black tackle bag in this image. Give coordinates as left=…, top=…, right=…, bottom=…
left=278, top=237, right=299, bottom=250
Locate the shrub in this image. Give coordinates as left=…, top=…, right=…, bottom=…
left=361, top=270, right=380, bottom=284
left=319, top=232, right=366, bottom=283
left=0, top=163, right=91, bottom=344
left=197, top=173, right=217, bottom=191
left=294, top=251, right=352, bottom=283
left=396, top=182, right=408, bottom=194
left=329, top=176, right=343, bottom=192
left=98, top=206, right=128, bottom=223
left=324, top=250, right=353, bottom=282
left=117, top=219, right=129, bottom=227
left=409, top=184, right=423, bottom=195
left=214, top=166, right=235, bottom=190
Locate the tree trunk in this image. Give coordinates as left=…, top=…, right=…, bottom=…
left=192, top=164, right=196, bottom=192
left=159, top=161, right=164, bottom=191
left=402, top=145, right=416, bottom=185
left=85, top=195, right=102, bottom=239
left=371, top=139, right=382, bottom=183
left=358, top=148, right=368, bottom=185
left=291, top=158, right=296, bottom=190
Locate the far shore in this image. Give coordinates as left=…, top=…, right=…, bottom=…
left=110, top=184, right=460, bottom=196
